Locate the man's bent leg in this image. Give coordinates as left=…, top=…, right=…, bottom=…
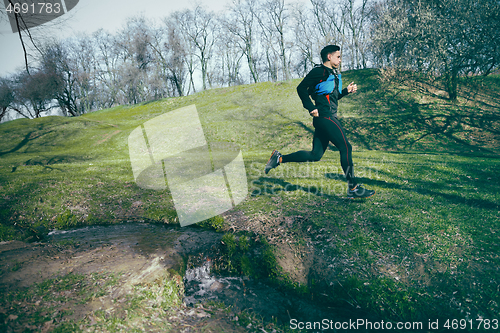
left=315, top=117, right=357, bottom=188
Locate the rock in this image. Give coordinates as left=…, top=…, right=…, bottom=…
left=209, top=281, right=225, bottom=291
left=196, top=310, right=210, bottom=318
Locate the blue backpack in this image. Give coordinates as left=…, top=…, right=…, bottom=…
left=315, top=73, right=342, bottom=95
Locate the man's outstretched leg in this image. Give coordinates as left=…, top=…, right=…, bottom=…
left=265, top=131, right=328, bottom=174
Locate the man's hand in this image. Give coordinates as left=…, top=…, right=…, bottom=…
left=347, top=82, right=358, bottom=93
left=310, top=109, right=319, bottom=117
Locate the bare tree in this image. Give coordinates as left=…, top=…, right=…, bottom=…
left=174, top=6, right=217, bottom=91
left=0, top=78, right=14, bottom=122
left=341, top=0, right=371, bottom=69
left=165, top=24, right=188, bottom=97
left=72, top=35, right=99, bottom=113
left=310, top=0, right=345, bottom=46
left=216, top=29, right=244, bottom=86
left=93, top=29, right=122, bottom=108
left=114, top=16, right=159, bottom=104
left=155, top=15, right=189, bottom=96
left=11, top=69, right=62, bottom=118
left=39, top=37, right=99, bottom=116
left=255, top=0, right=292, bottom=81
left=292, top=2, right=320, bottom=76
left=1, top=0, right=79, bottom=75
left=2, top=0, right=400, bottom=123
left=169, top=10, right=199, bottom=94
left=225, top=0, right=261, bottom=83
left=2, top=0, right=42, bottom=74
left=39, top=41, right=76, bottom=116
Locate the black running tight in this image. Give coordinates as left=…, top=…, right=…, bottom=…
left=281, top=116, right=357, bottom=188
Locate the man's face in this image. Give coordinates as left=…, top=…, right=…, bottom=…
left=328, top=51, right=341, bottom=69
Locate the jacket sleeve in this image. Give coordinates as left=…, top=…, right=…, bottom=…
left=296, top=68, right=322, bottom=112
left=338, top=88, right=349, bottom=100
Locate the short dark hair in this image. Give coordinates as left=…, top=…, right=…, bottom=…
left=321, top=45, right=340, bottom=63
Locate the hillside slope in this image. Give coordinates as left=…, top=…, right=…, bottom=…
left=1, top=69, right=498, bottom=232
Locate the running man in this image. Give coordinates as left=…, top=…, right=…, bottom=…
left=265, top=45, right=375, bottom=199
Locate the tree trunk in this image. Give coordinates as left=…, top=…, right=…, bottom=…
left=445, top=69, right=458, bottom=101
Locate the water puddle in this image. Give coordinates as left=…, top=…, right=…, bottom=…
left=184, top=259, right=244, bottom=305
left=183, top=256, right=339, bottom=327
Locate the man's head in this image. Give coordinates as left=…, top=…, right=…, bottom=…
left=321, top=45, right=341, bottom=69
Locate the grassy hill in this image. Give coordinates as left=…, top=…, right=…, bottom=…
left=1, top=69, right=499, bottom=328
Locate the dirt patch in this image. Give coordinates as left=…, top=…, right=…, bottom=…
left=0, top=223, right=252, bottom=332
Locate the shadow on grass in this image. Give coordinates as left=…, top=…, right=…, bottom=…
left=0, top=130, right=49, bottom=157
left=360, top=175, right=498, bottom=210
left=0, top=120, right=72, bottom=157
left=250, top=176, right=347, bottom=202
left=253, top=173, right=498, bottom=211
left=10, top=155, right=88, bottom=173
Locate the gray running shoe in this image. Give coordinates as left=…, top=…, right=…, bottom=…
left=347, top=184, right=375, bottom=199
left=265, top=149, right=281, bottom=174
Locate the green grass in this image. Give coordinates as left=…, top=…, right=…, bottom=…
left=1, top=69, right=499, bottom=328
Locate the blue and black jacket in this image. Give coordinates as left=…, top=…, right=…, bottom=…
left=296, top=64, right=349, bottom=118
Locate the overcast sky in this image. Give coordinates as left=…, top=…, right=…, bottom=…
left=0, top=0, right=231, bottom=77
